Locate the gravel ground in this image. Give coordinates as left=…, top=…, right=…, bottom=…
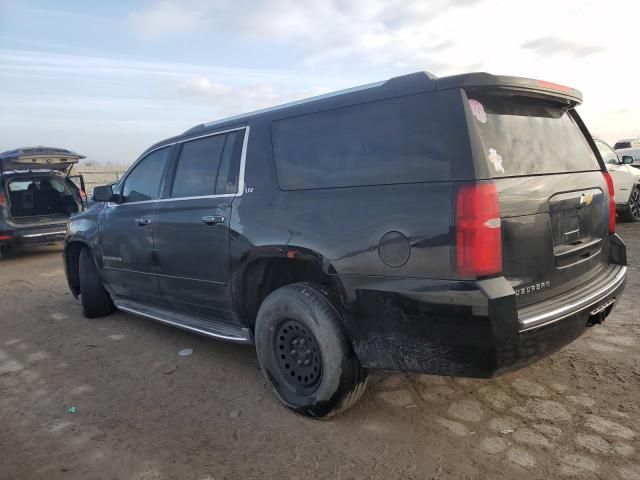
left=0, top=224, right=639, bottom=480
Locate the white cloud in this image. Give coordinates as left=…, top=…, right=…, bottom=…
left=127, top=1, right=202, bottom=40
left=179, top=78, right=232, bottom=97
left=177, top=76, right=329, bottom=118
left=4, top=0, right=640, bottom=160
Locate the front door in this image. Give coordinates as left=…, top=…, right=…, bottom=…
left=154, top=128, right=245, bottom=322
left=99, top=146, right=172, bottom=306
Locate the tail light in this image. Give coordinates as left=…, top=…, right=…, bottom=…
left=602, top=172, right=616, bottom=234
left=456, top=182, right=502, bottom=277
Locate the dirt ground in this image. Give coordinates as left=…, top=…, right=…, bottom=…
left=0, top=224, right=639, bottom=480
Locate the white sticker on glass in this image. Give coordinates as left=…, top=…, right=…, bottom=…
left=488, top=148, right=505, bottom=174
left=468, top=99, right=487, bottom=123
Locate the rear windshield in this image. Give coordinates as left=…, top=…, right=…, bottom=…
left=467, top=94, right=599, bottom=178
left=272, top=93, right=446, bottom=190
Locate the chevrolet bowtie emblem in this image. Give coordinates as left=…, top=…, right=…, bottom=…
left=580, top=193, right=593, bottom=206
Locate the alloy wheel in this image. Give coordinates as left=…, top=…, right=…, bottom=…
left=631, top=189, right=640, bottom=220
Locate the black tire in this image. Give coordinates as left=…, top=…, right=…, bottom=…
left=255, top=282, right=368, bottom=418
left=79, top=248, right=114, bottom=318
left=620, top=187, right=640, bottom=222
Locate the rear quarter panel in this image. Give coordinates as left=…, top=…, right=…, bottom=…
left=229, top=114, right=459, bottom=283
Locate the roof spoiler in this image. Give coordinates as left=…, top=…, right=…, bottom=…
left=436, top=72, right=583, bottom=106
left=181, top=70, right=583, bottom=136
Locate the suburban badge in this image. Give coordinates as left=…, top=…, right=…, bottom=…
left=515, top=280, right=551, bottom=296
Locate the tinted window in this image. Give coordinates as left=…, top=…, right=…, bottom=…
left=272, top=94, right=445, bottom=190
left=123, top=147, right=171, bottom=202
left=614, top=142, right=631, bottom=150
left=172, top=135, right=226, bottom=198
left=595, top=140, right=619, bottom=165
left=469, top=95, right=599, bottom=177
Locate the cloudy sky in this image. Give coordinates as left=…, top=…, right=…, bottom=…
left=1, top=0, right=639, bottom=164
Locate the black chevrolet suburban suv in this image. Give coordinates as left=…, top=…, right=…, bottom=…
left=1, top=147, right=85, bottom=258
left=64, top=72, right=627, bottom=417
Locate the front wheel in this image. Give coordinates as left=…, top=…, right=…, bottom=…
left=620, top=187, right=640, bottom=222
left=254, top=282, right=368, bottom=418
left=79, top=248, right=114, bottom=318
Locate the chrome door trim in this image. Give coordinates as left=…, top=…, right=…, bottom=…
left=109, top=126, right=250, bottom=207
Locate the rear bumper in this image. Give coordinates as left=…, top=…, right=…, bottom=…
left=0, top=224, right=67, bottom=247
left=339, top=245, right=627, bottom=377
left=494, top=265, right=625, bottom=375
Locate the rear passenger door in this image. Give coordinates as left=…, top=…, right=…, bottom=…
left=154, top=128, right=245, bottom=321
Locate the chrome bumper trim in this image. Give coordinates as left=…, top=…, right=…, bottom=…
left=519, top=265, right=627, bottom=332
left=21, top=230, right=66, bottom=238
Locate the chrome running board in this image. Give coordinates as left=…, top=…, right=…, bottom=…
left=114, top=299, right=253, bottom=344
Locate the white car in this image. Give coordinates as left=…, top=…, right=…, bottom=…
left=595, top=138, right=640, bottom=221
left=614, top=139, right=640, bottom=169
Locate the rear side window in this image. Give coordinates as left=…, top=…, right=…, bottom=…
left=272, top=94, right=445, bottom=190
left=614, top=141, right=631, bottom=150
left=468, top=94, right=599, bottom=177
left=172, top=135, right=226, bottom=198
left=122, top=147, right=171, bottom=202
left=171, top=131, right=243, bottom=198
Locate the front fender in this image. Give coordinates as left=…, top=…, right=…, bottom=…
left=63, top=207, right=103, bottom=296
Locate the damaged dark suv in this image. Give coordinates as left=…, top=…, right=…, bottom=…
left=64, top=72, right=627, bottom=417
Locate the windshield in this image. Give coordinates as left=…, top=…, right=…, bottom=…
left=595, top=140, right=620, bottom=165
left=467, top=93, right=600, bottom=178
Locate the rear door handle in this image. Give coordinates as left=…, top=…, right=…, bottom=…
left=201, top=215, right=225, bottom=226
left=135, top=217, right=151, bottom=226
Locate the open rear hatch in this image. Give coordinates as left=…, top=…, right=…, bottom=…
left=1, top=147, right=86, bottom=226
left=461, top=79, right=613, bottom=322
left=0, top=146, right=84, bottom=174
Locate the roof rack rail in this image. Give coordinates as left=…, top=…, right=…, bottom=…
left=183, top=71, right=438, bottom=134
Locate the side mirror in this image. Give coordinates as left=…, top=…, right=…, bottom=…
left=622, top=155, right=634, bottom=165
left=92, top=184, right=115, bottom=202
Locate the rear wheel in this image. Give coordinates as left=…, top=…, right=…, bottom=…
left=255, top=282, right=368, bottom=418
left=620, top=187, right=640, bottom=222
left=79, top=248, right=114, bottom=318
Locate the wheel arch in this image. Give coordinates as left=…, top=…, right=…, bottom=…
left=232, top=245, right=346, bottom=331
left=64, top=240, right=90, bottom=297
